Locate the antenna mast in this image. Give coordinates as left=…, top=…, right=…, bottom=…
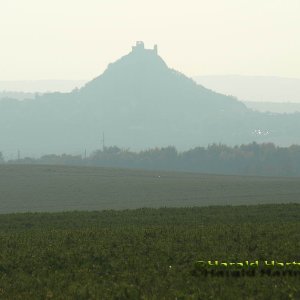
left=102, top=132, right=105, bottom=151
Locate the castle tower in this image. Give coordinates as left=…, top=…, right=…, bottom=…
left=131, top=42, right=158, bottom=55
left=132, top=41, right=145, bottom=52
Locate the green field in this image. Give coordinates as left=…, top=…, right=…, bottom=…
left=1, top=165, right=300, bottom=213
left=0, top=205, right=300, bottom=299
left=1, top=165, right=300, bottom=299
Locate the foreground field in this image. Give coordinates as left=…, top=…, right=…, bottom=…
left=0, top=204, right=299, bottom=299
left=1, top=165, right=300, bottom=213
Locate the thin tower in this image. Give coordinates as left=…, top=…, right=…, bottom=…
left=102, top=132, right=105, bottom=151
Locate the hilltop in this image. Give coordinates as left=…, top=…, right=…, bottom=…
left=0, top=42, right=300, bottom=156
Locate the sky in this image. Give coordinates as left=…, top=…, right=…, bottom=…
left=0, top=0, right=300, bottom=81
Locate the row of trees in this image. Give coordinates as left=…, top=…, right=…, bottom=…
left=3, top=142, right=300, bottom=177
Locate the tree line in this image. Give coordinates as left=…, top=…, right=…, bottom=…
left=2, top=142, right=300, bottom=177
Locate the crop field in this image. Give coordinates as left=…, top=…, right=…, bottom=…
left=1, top=164, right=300, bottom=213
left=0, top=204, right=299, bottom=299
left=0, top=165, right=299, bottom=298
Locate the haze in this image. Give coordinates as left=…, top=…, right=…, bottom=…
left=1, top=0, right=300, bottom=80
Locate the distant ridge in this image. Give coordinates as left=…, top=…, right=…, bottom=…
left=243, top=101, right=300, bottom=114
left=194, top=75, right=300, bottom=103
left=0, top=80, right=86, bottom=93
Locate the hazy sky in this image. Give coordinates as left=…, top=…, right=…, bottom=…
left=1, top=0, right=300, bottom=80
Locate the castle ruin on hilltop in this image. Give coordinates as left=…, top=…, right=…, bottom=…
left=132, top=41, right=158, bottom=55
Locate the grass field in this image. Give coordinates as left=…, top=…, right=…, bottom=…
left=0, top=205, right=299, bottom=299
left=1, top=164, right=300, bottom=213
left=1, top=165, right=299, bottom=298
